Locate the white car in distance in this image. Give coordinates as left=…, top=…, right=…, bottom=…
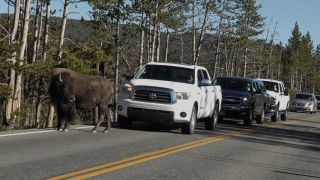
left=117, top=62, right=222, bottom=134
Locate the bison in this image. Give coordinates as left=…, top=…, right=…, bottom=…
left=49, top=68, right=113, bottom=133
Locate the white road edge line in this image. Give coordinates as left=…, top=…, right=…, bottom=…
left=0, top=126, right=94, bottom=138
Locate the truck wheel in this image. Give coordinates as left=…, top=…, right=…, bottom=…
left=205, top=104, right=219, bottom=130
left=118, top=116, right=132, bottom=129
left=181, top=106, right=196, bottom=135
left=244, top=108, right=253, bottom=126
left=256, top=109, right=265, bottom=124
left=280, top=109, right=288, bottom=121
left=271, top=105, right=279, bottom=122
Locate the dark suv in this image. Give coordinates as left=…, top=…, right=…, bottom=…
left=214, top=77, right=268, bottom=126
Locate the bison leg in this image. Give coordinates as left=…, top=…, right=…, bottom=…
left=56, top=108, right=63, bottom=131
left=103, top=108, right=112, bottom=133
left=92, top=112, right=105, bottom=133
left=63, top=120, right=69, bottom=132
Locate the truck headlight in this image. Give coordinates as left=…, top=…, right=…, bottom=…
left=121, top=85, right=134, bottom=98
left=176, top=92, right=191, bottom=100
left=240, top=97, right=248, bottom=104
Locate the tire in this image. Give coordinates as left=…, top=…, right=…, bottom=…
left=118, top=116, right=132, bottom=129
left=244, top=108, right=253, bottom=126
left=280, top=109, right=288, bottom=121
left=256, top=109, right=265, bottom=124
left=205, top=104, right=219, bottom=130
left=271, top=105, right=279, bottom=122
left=181, top=106, right=196, bottom=135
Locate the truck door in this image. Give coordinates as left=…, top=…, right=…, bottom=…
left=201, top=69, right=214, bottom=117
left=279, top=83, right=286, bottom=110
left=197, top=70, right=206, bottom=118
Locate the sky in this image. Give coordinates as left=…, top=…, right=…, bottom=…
left=256, top=0, right=320, bottom=46
left=0, top=0, right=319, bottom=46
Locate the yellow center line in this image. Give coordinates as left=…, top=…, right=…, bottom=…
left=48, top=115, right=315, bottom=180
left=68, top=131, right=253, bottom=180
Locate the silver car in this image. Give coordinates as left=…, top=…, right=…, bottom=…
left=290, top=93, right=317, bottom=113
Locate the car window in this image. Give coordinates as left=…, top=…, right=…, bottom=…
left=258, top=81, right=266, bottom=92
left=316, top=96, right=320, bottom=101
left=197, top=70, right=203, bottom=86
left=201, top=70, right=209, bottom=80
left=135, top=65, right=195, bottom=84
left=263, top=81, right=279, bottom=92
left=295, top=94, right=313, bottom=100
left=216, top=78, right=251, bottom=92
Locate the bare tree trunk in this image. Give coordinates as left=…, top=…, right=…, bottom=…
left=114, top=4, right=121, bottom=122
left=165, top=29, right=169, bottom=62
left=46, top=105, right=54, bottom=128
left=139, top=9, right=145, bottom=69
left=5, top=0, right=20, bottom=125
left=277, top=47, right=282, bottom=80
left=180, top=33, right=184, bottom=63
left=192, top=0, right=196, bottom=64
left=36, top=1, right=43, bottom=59
left=243, top=46, right=248, bottom=78
left=44, top=0, right=54, bottom=128
left=43, top=0, right=50, bottom=61
left=12, top=0, right=31, bottom=126
left=156, top=24, right=160, bottom=62
left=31, top=0, right=40, bottom=63
left=194, top=1, right=210, bottom=65
left=150, top=0, right=159, bottom=62
left=57, top=0, right=69, bottom=63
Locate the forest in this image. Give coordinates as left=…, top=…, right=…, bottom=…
left=0, top=0, right=319, bottom=130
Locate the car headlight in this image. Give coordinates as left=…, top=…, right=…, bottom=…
left=176, top=92, right=191, bottom=100
left=240, top=97, right=248, bottom=104
left=306, top=102, right=312, bottom=107
left=270, top=97, right=277, bottom=104
left=121, top=85, right=134, bottom=98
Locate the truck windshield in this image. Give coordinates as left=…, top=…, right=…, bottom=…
left=295, top=94, right=312, bottom=100
left=135, top=65, right=195, bottom=84
left=216, top=78, right=251, bottom=92
left=263, top=81, right=279, bottom=92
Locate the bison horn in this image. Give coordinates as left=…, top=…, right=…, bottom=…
left=59, top=73, right=63, bottom=82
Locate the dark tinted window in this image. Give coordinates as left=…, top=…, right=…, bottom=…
left=216, top=78, right=251, bottom=92
left=136, top=65, right=195, bottom=84
left=316, top=96, right=320, bottom=101
left=295, top=94, right=313, bottom=100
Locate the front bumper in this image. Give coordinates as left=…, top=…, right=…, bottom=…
left=290, top=105, right=313, bottom=112
left=220, top=104, right=251, bottom=118
left=266, top=103, right=277, bottom=113
left=117, top=98, right=194, bottom=124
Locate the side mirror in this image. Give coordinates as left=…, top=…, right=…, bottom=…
left=284, top=89, right=289, bottom=96
left=200, top=80, right=212, bottom=86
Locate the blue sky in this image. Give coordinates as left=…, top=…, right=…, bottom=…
left=257, top=0, right=320, bottom=46
left=1, top=0, right=319, bottom=46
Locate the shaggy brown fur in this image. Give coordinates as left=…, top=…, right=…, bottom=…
left=49, top=68, right=113, bottom=133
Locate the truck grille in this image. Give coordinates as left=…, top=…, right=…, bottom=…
left=133, top=90, right=172, bottom=104
left=222, top=97, right=240, bottom=105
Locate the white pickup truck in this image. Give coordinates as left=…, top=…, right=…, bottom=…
left=258, top=79, right=290, bottom=121
left=117, top=62, right=222, bottom=134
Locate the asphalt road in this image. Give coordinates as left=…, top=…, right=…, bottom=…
left=0, top=112, right=319, bottom=180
